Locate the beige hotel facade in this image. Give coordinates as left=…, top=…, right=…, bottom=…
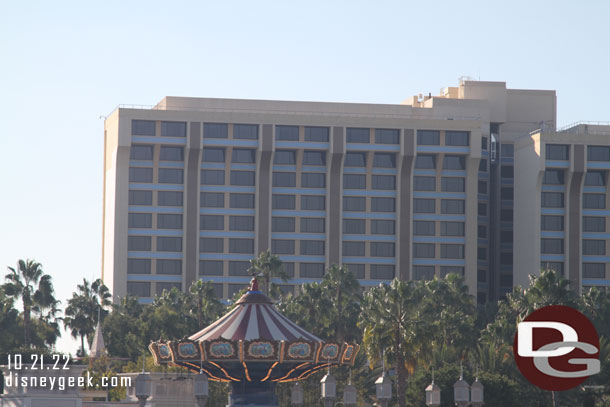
left=102, top=80, right=607, bottom=304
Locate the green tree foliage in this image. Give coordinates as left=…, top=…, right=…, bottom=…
left=248, top=250, right=289, bottom=298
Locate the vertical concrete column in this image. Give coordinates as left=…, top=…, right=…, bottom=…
left=397, top=129, right=415, bottom=280
left=465, top=155, right=480, bottom=295
left=568, top=144, right=585, bottom=293
left=328, top=126, right=345, bottom=267
left=257, top=124, right=273, bottom=253
left=184, top=122, right=202, bottom=290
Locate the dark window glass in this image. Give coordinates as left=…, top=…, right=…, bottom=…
left=283, top=262, right=295, bottom=277
left=127, top=282, right=150, bottom=297
left=413, top=266, right=435, bottom=280
left=127, top=259, right=151, bottom=274
left=346, top=128, right=369, bottom=143
left=417, top=130, right=440, bottom=145
left=159, top=168, right=183, bottom=184
left=300, top=240, right=325, bottom=255
left=272, top=217, right=295, bottom=232
left=375, top=129, right=399, bottom=144
left=541, top=238, right=564, bottom=254
left=501, top=231, right=513, bottom=243
left=129, top=213, right=152, bottom=228
left=272, top=239, right=295, bottom=254
left=158, top=191, right=183, bottom=206
left=441, top=177, right=465, bottom=192
left=588, top=146, right=610, bottom=161
left=481, top=137, right=488, bottom=150
left=478, top=247, right=487, bottom=260
left=541, top=192, right=564, bottom=208
left=477, top=269, right=486, bottom=282
left=414, top=199, right=436, bottom=213
left=345, top=264, right=365, bottom=279
left=204, top=123, right=228, bottom=139
left=129, top=190, right=153, bottom=205
left=583, top=216, right=605, bottom=232
left=501, top=188, right=514, bottom=200
left=200, top=260, right=223, bottom=276
left=128, top=236, right=151, bottom=251
left=343, top=241, right=365, bottom=256
left=229, top=238, right=254, bottom=253
left=499, top=274, right=513, bottom=287
left=541, top=262, right=564, bottom=275
left=301, top=173, right=326, bottom=188
left=583, top=240, right=605, bottom=255
left=274, top=150, right=296, bottom=165
left=373, top=153, right=396, bottom=168
left=343, top=219, right=366, bottom=234
left=541, top=215, right=564, bottom=231
left=478, top=203, right=487, bottom=216
left=301, top=195, right=325, bottom=210
left=231, top=149, right=256, bottom=163
left=157, top=237, right=182, bottom=252
left=344, top=152, right=367, bottom=167
left=415, top=155, right=436, bottom=169
left=501, top=166, right=514, bottom=178
left=441, top=221, right=464, bottom=236
left=500, top=209, right=513, bottom=221
left=372, top=175, right=396, bottom=190
left=371, top=197, right=395, bottom=212
left=501, top=144, right=514, bottom=157
left=200, top=238, right=223, bottom=253
left=301, top=218, right=325, bottom=233
left=129, top=167, right=153, bottom=183
left=479, top=159, right=487, bottom=172
left=202, top=148, right=225, bottom=163
left=229, top=261, right=251, bottom=276
left=371, top=220, right=395, bottom=235
left=230, top=193, right=255, bottom=208
left=583, top=194, right=605, bottom=209
left=441, top=266, right=464, bottom=277
left=157, top=259, right=182, bottom=275
left=276, top=125, right=299, bottom=141
left=414, top=176, right=436, bottom=191
left=200, top=215, right=224, bottom=230
left=413, top=221, right=435, bottom=236
left=201, top=170, right=225, bottom=185
left=132, top=120, right=155, bottom=136
left=300, top=263, right=325, bottom=278
left=585, top=171, right=606, bottom=186
left=343, top=196, right=365, bottom=211
left=543, top=169, right=564, bottom=185
left=446, top=131, right=469, bottom=146
left=443, top=155, right=465, bottom=170
left=370, top=242, right=395, bottom=257
left=130, top=145, right=153, bottom=160
left=201, top=192, right=224, bottom=207
left=229, top=216, right=254, bottom=231
left=440, top=244, right=464, bottom=258
left=478, top=181, right=487, bottom=194
left=413, top=243, right=435, bottom=258
left=230, top=171, right=255, bottom=186
left=583, top=263, right=606, bottom=279
left=370, top=264, right=394, bottom=280
left=303, top=151, right=326, bottom=166
left=478, top=225, right=487, bottom=238
left=272, top=194, right=295, bottom=209
left=344, top=174, right=366, bottom=189
left=273, top=172, right=296, bottom=187
left=160, top=146, right=184, bottom=161
left=304, top=127, right=329, bottom=142
left=161, top=121, right=186, bottom=137
left=158, top=214, right=182, bottom=229
left=234, top=124, right=258, bottom=140
left=546, top=144, right=569, bottom=160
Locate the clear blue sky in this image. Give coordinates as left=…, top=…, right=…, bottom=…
left=1, top=0, right=609, bottom=354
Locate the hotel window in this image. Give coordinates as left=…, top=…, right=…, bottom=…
left=230, top=171, right=255, bottom=186
left=200, top=215, right=224, bottom=230
left=541, top=262, right=564, bottom=275
left=370, top=242, right=395, bottom=257
left=229, top=261, right=251, bottom=276
left=161, top=121, right=186, bottom=137
left=201, top=192, right=224, bottom=207
left=129, top=167, right=153, bottom=183
left=479, top=159, right=487, bottom=172
left=203, top=148, right=225, bottom=163
left=370, top=265, right=394, bottom=280
left=157, top=214, right=182, bottom=229
left=129, top=190, right=153, bottom=205
left=300, top=240, right=325, bottom=255
left=481, top=137, right=488, bottom=150
left=283, top=263, right=295, bottom=277
left=303, top=151, right=326, bottom=166
left=345, top=264, right=365, bottom=279
left=300, top=263, right=325, bottom=278
left=541, top=215, right=564, bottom=231
left=478, top=203, right=487, bottom=216
left=273, top=172, right=296, bottom=187
left=546, top=144, right=569, bottom=160
left=132, top=120, right=155, bottom=136
left=477, top=269, right=486, bottom=282
left=500, top=209, right=513, bottom=221
left=200, top=260, right=223, bottom=276
left=344, top=152, right=367, bottom=167
left=344, top=219, right=365, bottom=234
left=344, top=174, right=366, bottom=189
left=160, top=146, right=184, bottom=161
left=276, top=125, right=299, bottom=141
left=200, top=238, right=223, bottom=253
left=588, top=146, right=610, bottom=161
left=234, top=124, right=258, bottom=140
left=541, top=238, right=564, bottom=254
left=443, top=155, right=465, bottom=170
left=157, top=259, right=182, bottom=275
left=229, top=216, right=254, bottom=231
left=542, top=169, right=564, bottom=185
left=373, top=153, right=396, bottom=168
left=272, top=194, right=295, bottom=209
left=585, top=171, right=606, bottom=186
left=301, top=195, right=325, bottom=210
left=413, top=221, right=435, bottom=236
left=583, top=194, right=606, bottom=209
left=441, top=244, right=464, bottom=259
left=417, top=130, right=440, bottom=145
left=583, top=263, right=605, bottom=279
left=371, top=220, right=395, bottom=235
left=413, top=266, right=435, bottom=280
left=501, top=188, right=514, bottom=200
left=372, top=175, right=396, bottom=190
left=445, top=131, right=469, bottom=146
left=230, top=193, right=255, bottom=208
left=158, top=191, right=183, bottom=206
left=274, top=150, right=296, bottom=165
left=371, top=197, right=395, bottom=212
left=583, top=216, right=605, bottom=232
left=301, top=173, right=326, bottom=188
left=157, top=237, right=182, bottom=252
left=441, top=177, right=465, bottom=192
left=231, top=149, right=256, bottom=163
left=478, top=181, right=487, bottom=194
left=343, top=241, right=365, bottom=256
left=201, top=170, right=225, bottom=185
left=478, top=225, right=487, bottom=238
left=204, top=123, right=228, bottom=139
left=375, top=129, right=399, bottom=144
left=500, top=252, right=513, bottom=265
left=272, top=239, right=295, bottom=254
left=127, top=259, right=151, bottom=274
left=414, top=176, right=436, bottom=191
left=272, top=217, right=295, bottom=232
left=347, top=128, right=370, bottom=143
left=128, top=213, right=152, bottom=228
left=583, top=240, right=605, bottom=255
left=343, top=196, right=365, bottom=211
left=158, top=168, right=183, bottom=184
left=301, top=218, right=325, bottom=233
left=130, top=145, right=153, bottom=160
left=127, top=282, right=150, bottom=297
left=499, top=274, right=513, bottom=287
left=304, top=127, right=329, bottom=142
left=541, top=192, right=564, bottom=208
left=478, top=247, right=487, bottom=260
left=441, top=221, right=464, bottom=236
left=414, top=199, right=435, bottom=213
left=415, top=154, right=436, bottom=169
left=501, top=144, right=514, bottom=157
left=229, top=238, right=254, bottom=253
left=501, top=166, right=514, bottom=178
left=413, top=243, right=435, bottom=258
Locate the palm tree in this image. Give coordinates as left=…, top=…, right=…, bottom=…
left=188, top=280, right=223, bottom=330
left=320, top=264, right=362, bottom=342
left=3, top=259, right=56, bottom=347
left=248, top=250, right=288, bottom=297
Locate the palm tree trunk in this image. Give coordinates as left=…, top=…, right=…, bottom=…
left=23, top=304, right=31, bottom=347
left=81, top=334, right=86, bottom=356
left=395, top=325, right=407, bottom=407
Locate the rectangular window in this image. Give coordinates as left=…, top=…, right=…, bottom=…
left=441, top=177, right=465, bottom=192
left=127, top=259, right=151, bottom=274
left=201, top=170, right=225, bottom=185
left=272, top=239, right=295, bottom=254
left=583, top=240, right=605, bottom=255
left=583, top=263, right=606, bottom=279
left=158, top=191, right=183, bottom=206
left=300, top=263, right=325, bottom=278
left=132, top=120, right=155, bottom=136
left=481, top=137, right=488, bottom=150
left=500, top=252, right=513, bottom=265
left=546, top=144, right=569, bottom=160
left=276, top=125, right=299, bottom=141
left=501, top=188, right=514, bottom=200
left=274, top=150, right=296, bottom=165
left=304, top=127, right=329, bottom=142
left=231, top=148, right=256, bottom=163
left=201, top=192, right=224, bottom=207
left=413, top=221, right=435, bottom=236
left=478, top=181, right=487, bottom=194
left=200, top=260, right=223, bottom=276
left=414, top=199, right=436, bottom=213
left=273, top=172, right=296, bottom=187
left=343, top=241, right=365, bottom=256
left=441, top=244, right=464, bottom=258
left=300, top=240, right=325, bottom=255
left=204, top=123, right=228, bottom=139
left=478, top=203, right=487, bottom=216
left=343, top=219, right=366, bottom=234
left=478, top=225, right=487, bottom=238
left=588, top=146, right=610, bottom=161
left=345, top=264, right=365, bottom=279
left=127, top=282, right=150, bottom=297
left=501, top=166, right=514, bottom=178
left=283, top=262, right=295, bottom=277
left=583, top=194, right=605, bottom=209
left=373, top=153, right=396, bottom=168
left=478, top=247, right=487, bottom=260
left=499, top=274, right=513, bottom=287
left=371, top=220, right=395, bottom=235
left=229, top=261, right=251, bottom=276
left=157, top=237, right=182, bottom=252
left=440, top=221, right=464, bottom=236
left=229, top=216, right=254, bottom=231
left=371, top=197, right=395, bottom=212
left=130, top=145, right=153, bottom=160
left=372, top=175, right=396, bottom=190
left=446, top=131, right=469, bottom=146
left=272, top=194, right=295, bottom=209
left=541, top=215, right=564, bottom=231
left=501, top=144, right=514, bottom=157
left=161, top=121, right=186, bottom=137
left=541, top=238, right=564, bottom=254
left=500, top=209, right=513, bottom=221
left=301, top=173, right=326, bottom=188
left=541, top=262, right=564, bottom=275
left=543, top=169, right=564, bottom=185
left=160, top=146, right=184, bottom=161
left=414, top=176, right=436, bottom=191
left=129, top=190, right=153, bottom=205
left=301, top=195, right=325, bottom=210
left=200, top=215, right=224, bottom=230
left=541, top=192, right=564, bottom=208
left=129, top=167, right=153, bottom=183
left=157, top=214, right=182, bottom=229
left=128, top=236, right=151, bottom=251
left=157, top=259, right=182, bottom=275
left=415, top=154, right=436, bottom=169
left=158, top=168, right=183, bottom=184
left=413, top=243, right=435, bottom=258
left=413, top=266, right=435, bottom=280
left=303, top=151, right=326, bottom=166
left=202, top=148, right=225, bottom=163
left=479, top=159, right=487, bottom=172
left=478, top=269, right=487, bottom=282
left=501, top=231, right=513, bottom=243
left=128, top=213, right=152, bottom=228
left=370, top=264, right=394, bottom=280
left=417, top=130, right=440, bottom=145
left=234, top=124, right=258, bottom=140
left=343, top=196, right=365, bottom=211
left=347, top=128, right=370, bottom=143
left=585, top=171, right=606, bottom=186
left=229, top=238, right=254, bottom=253
left=230, top=171, right=255, bottom=186
left=375, top=129, right=399, bottom=144
left=443, top=155, right=465, bottom=170
left=272, top=217, right=295, bottom=232
left=301, top=218, right=325, bottom=233
left=371, top=242, right=395, bottom=257
left=583, top=216, right=605, bottom=232
left=344, top=174, right=366, bottom=189
left=200, top=238, right=224, bottom=253
left=344, top=152, right=367, bottom=167
left=229, top=193, right=254, bottom=208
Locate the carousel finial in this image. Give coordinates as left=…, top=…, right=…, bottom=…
left=249, top=277, right=259, bottom=292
